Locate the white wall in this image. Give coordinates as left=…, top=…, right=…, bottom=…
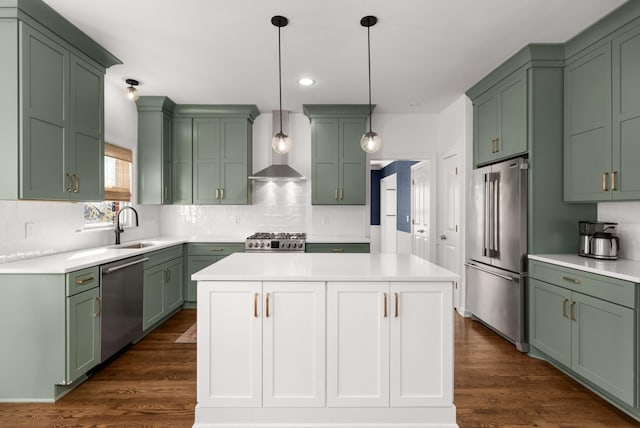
left=0, top=75, right=160, bottom=263
left=598, top=202, right=640, bottom=260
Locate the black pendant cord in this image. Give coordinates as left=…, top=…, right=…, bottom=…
left=367, top=24, right=372, bottom=134
left=278, top=25, right=283, bottom=135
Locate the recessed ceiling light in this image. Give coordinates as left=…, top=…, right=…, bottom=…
left=298, top=78, right=315, bottom=86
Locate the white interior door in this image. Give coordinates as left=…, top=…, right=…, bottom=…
left=381, top=174, right=397, bottom=253
left=263, top=282, right=325, bottom=407
left=437, top=153, right=461, bottom=305
left=411, top=160, right=435, bottom=262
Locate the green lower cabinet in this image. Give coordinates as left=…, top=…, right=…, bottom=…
left=143, top=256, right=184, bottom=331
left=530, top=276, right=635, bottom=407
left=65, top=286, right=100, bottom=384
left=185, top=243, right=245, bottom=303
left=186, top=255, right=219, bottom=303
left=305, top=243, right=370, bottom=253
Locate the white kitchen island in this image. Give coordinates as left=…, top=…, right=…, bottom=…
left=192, top=253, right=459, bottom=428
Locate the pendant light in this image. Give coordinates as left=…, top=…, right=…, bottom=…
left=360, top=15, right=382, bottom=153
left=125, top=78, right=139, bottom=101
left=271, top=15, right=291, bottom=154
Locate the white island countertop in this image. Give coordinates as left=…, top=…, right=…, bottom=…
left=192, top=252, right=459, bottom=282
left=529, top=254, right=640, bottom=283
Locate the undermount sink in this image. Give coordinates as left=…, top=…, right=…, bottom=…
left=111, top=242, right=155, bottom=250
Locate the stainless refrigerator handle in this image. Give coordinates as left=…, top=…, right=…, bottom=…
left=483, top=175, right=490, bottom=256
left=103, top=257, right=149, bottom=274
left=488, top=177, right=495, bottom=253
left=492, top=175, right=499, bottom=254
left=464, top=262, right=516, bottom=282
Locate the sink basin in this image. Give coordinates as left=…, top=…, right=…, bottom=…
left=111, top=242, right=156, bottom=250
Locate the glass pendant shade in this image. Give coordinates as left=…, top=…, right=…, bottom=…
left=126, top=85, right=139, bottom=101
left=360, top=131, right=382, bottom=153
left=272, top=131, right=291, bottom=154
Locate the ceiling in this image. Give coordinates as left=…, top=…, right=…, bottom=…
left=43, top=0, right=625, bottom=114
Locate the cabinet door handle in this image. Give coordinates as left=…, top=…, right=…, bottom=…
left=335, top=189, right=339, bottom=200
left=383, top=293, right=388, bottom=317
left=254, top=293, right=259, bottom=318
left=74, top=175, right=79, bottom=193
left=394, top=292, right=399, bottom=318
left=602, top=172, right=609, bottom=191
left=66, top=173, right=73, bottom=192
left=220, top=188, right=224, bottom=200
left=562, top=276, right=581, bottom=285
left=164, top=187, right=168, bottom=199
left=94, top=297, right=101, bottom=317
left=215, top=188, right=220, bottom=199
left=339, top=188, right=344, bottom=200
left=570, top=301, right=576, bottom=321
left=76, top=276, right=95, bottom=285
left=611, top=171, right=618, bottom=191
left=562, top=298, right=569, bottom=318
left=265, top=293, right=270, bottom=318
left=495, top=137, right=500, bottom=153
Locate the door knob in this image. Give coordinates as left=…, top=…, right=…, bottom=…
left=439, top=235, right=447, bottom=240
left=416, top=229, right=425, bottom=233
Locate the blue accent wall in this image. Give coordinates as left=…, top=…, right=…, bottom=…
left=370, top=161, right=418, bottom=232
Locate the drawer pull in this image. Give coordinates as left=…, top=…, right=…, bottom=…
left=562, top=276, right=581, bottom=285
left=210, top=248, right=225, bottom=252
left=76, top=276, right=95, bottom=285
left=331, top=248, right=345, bottom=253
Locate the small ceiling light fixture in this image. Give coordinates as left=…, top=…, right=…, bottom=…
left=298, top=77, right=315, bottom=86
left=125, top=78, right=140, bottom=101
left=360, top=15, right=382, bottom=153
left=271, top=15, right=291, bottom=155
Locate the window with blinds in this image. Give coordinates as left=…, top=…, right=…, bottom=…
left=104, top=143, right=132, bottom=201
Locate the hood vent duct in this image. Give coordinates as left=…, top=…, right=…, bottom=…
left=249, top=110, right=305, bottom=181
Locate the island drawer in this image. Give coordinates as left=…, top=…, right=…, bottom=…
left=187, top=243, right=244, bottom=256
left=144, top=245, right=184, bottom=268
left=66, top=266, right=99, bottom=296
left=529, top=260, right=635, bottom=308
left=305, top=243, right=370, bottom=253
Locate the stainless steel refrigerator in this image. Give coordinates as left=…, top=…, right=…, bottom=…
left=465, top=156, right=528, bottom=352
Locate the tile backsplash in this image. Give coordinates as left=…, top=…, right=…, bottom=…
left=598, top=201, right=640, bottom=260
left=0, top=200, right=160, bottom=263
left=161, top=181, right=369, bottom=238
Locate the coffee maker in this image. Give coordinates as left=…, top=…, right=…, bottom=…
left=578, top=221, right=619, bottom=259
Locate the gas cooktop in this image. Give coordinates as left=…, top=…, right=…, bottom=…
left=245, top=232, right=306, bottom=252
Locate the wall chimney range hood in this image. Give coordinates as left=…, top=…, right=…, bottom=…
left=249, top=110, right=305, bottom=181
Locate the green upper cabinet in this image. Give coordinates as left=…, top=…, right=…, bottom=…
left=0, top=1, right=119, bottom=201
left=473, top=70, right=527, bottom=166
left=172, top=117, right=193, bottom=204
left=136, top=96, right=175, bottom=204
left=564, top=5, right=640, bottom=202
left=304, top=105, right=368, bottom=205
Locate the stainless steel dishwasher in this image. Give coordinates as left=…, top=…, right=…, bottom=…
left=100, top=255, right=147, bottom=362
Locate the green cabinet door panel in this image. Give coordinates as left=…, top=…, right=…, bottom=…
left=564, top=44, right=612, bottom=202
left=165, top=259, right=184, bottom=313
left=66, top=287, right=100, bottom=384
left=220, top=119, right=249, bottom=204
left=570, top=292, right=635, bottom=406
left=612, top=23, right=640, bottom=200
left=21, top=25, right=68, bottom=200
left=497, top=72, right=527, bottom=158
left=474, top=91, right=498, bottom=166
left=162, top=112, right=173, bottom=204
left=529, top=279, right=572, bottom=367
left=186, top=255, right=219, bottom=303
left=193, top=118, right=221, bottom=204
left=340, top=119, right=367, bottom=205
left=312, top=119, right=340, bottom=204
left=143, top=264, right=166, bottom=331
left=172, top=117, right=193, bottom=204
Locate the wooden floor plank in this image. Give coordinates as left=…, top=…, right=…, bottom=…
left=0, top=309, right=637, bottom=427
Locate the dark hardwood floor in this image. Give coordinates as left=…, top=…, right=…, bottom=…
left=0, top=309, right=637, bottom=427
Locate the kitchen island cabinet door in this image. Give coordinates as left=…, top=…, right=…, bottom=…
left=571, top=292, right=634, bottom=406
left=564, top=44, right=612, bottom=202
left=390, top=282, right=453, bottom=407
left=327, top=282, right=390, bottom=407
left=529, top=278, right=572, bottom=367
left=66, top=287, right=100, bottom=384
left=262, top=282, right=325, bottom=407
left=197, top=281, right=262, bottom=407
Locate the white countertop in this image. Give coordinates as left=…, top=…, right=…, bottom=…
left=529, top=254, right=640, bottom=283
left=192, top=252, right=459, bottom=282
left=0, top=237, right=187, bottom=274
